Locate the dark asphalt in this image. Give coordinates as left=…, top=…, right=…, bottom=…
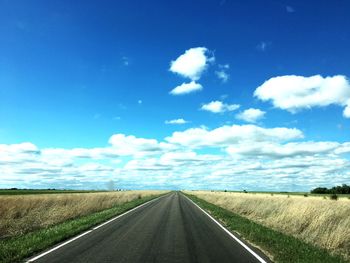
left=32, top=192, right=268, bottom=263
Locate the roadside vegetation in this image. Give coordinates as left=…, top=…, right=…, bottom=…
left=311, top=184, right=350, bottom=195
left=0, top=191, right=167, bottom=263
left=0, top=191, right=166, bottom=239
left=0, top=188, right=107, bottom=195
left=186, top=191, right=350, bottom=262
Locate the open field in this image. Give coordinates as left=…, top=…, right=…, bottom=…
left=0, top=189, right=107, bottom=195
left=186, top=191, right=350, bottom=261
left=0, top=190, right=167, bottom=239
left=0, top=192, right=167, bottom=263
left=213, top=190, right=350, bottom=198
left=185, top=193, right=346, bottom=263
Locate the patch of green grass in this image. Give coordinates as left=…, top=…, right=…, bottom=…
left=185, top=193, right=348, bottom=263
left=0, top=194, right=164, bottom=263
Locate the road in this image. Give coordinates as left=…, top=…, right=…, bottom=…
left=30, top=192, right=269, bottom=263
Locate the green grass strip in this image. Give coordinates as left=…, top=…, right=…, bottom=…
left=0, top=194, right=164, bottom=263
left=185, top=193, right=348, bottom=263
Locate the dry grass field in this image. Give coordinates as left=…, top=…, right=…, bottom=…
left=187, top=191, right=350, bottom=260
left=0, top=190, right=166, bottom=239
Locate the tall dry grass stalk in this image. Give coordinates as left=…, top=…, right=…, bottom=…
left=0, top=190, right=165, bottom=239
left=187, top=191, right=350, bottom=260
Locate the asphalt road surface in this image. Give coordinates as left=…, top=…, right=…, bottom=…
left=30, top=192, right=269, bottom=263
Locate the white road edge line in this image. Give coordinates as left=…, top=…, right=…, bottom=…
left=26, top=194, right=166, bottom=262
left=183, top=194, right=267, bottom=263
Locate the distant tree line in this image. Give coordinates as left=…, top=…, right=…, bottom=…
left=311, top=184, right=350, bottom=194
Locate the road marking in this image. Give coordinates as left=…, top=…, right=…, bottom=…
left=183, top=194, right=268, bottom=263
left=26, top=194, right=166, bottom=262
left=27, top=230, right=93, bottom=262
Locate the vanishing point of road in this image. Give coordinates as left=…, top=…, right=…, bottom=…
left=29, top=192, right=270, bottom=263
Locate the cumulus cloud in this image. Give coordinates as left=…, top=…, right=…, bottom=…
left=254, top=75, right=350, bottom=117
left=201, top=101, right=240, bottom=113
left=42, top=147, right=120, bottom=160
left=335, top=142, right=350, bottom=154
left=0, top=143, right=41, bottom=165
left=226, top=141, right=340, bottom=158
left=0, top=142, right=40, bottom=155
left=344, top=102, right=350, bottom=118
left=160, top=151, right=219, bottom=164
left=236, top=108, right=266, bottom=123
left=165, top=118, right=189, bottom=125
left=215, top=64, right=230, bottom=82
left=108, top=134, right=173, bottom=156
left=1, top=126, right=350, bottom=191
left=43, top=134, right=173, bottom=160
left=169, top=47, right=214, bottom=81
left=165, top=124, right=304, bottom=148
left=170, top=81, right=203, bottom=95
left=124, top=158, right=173, bottom=171
left=215, top=70, right=229, bottom=82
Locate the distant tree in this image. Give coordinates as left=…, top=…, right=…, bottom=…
left=311, top=187, right=328, bottom=194
left=311, top=184, right=350, bottom=194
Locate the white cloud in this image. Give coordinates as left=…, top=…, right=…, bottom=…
left=42, top=147, right=120, bottom=160
left=108, top=134, right=173, bottom=156
left=254, top=75, right=350, bottom=118
left=215, top=64, right=230, bottom=82
left=236, top=108, right=266, bottom=123
left=1, top=127, right=350, bottom=191
left=160, top=151, right=219, bottom=164
left=165, top=124, right=304, bottom=148
left=344, top=102, right=350, bottom=118
left=165, top=118, right=189, bottom=125
left=226, top=141, right=340, bottom=158
left=124, top=158, right=172, bottom=171
left=0, top=142, right=39, bottom=155
left=201, top=100, right=240, bottom=113
left=42, top=134, right=174, bottom=160
left=170, top=81, right=203, bottom=95
left=169, top=47, right=214, bottom=81
left=215, top=70, right=229, bottom=82
left=335, top=142, right=350, bottom=154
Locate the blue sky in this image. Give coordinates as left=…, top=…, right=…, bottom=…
left=1, top=0, right=350, bottom=191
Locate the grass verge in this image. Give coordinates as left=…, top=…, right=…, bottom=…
left=0, top=193, right=165, bottom=263
left=184, top=193, right=348, bottom=263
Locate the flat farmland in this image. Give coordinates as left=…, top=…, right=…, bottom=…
left=0, top=190, right=166, bottom=239
left=186, top=191, right=350, bottom=261
left=0, top=189, right=105, bottom=195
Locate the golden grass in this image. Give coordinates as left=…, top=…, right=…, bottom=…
left=186, top=191, right=350, bottom=260
left=0, top=190, right=166, bottom=239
